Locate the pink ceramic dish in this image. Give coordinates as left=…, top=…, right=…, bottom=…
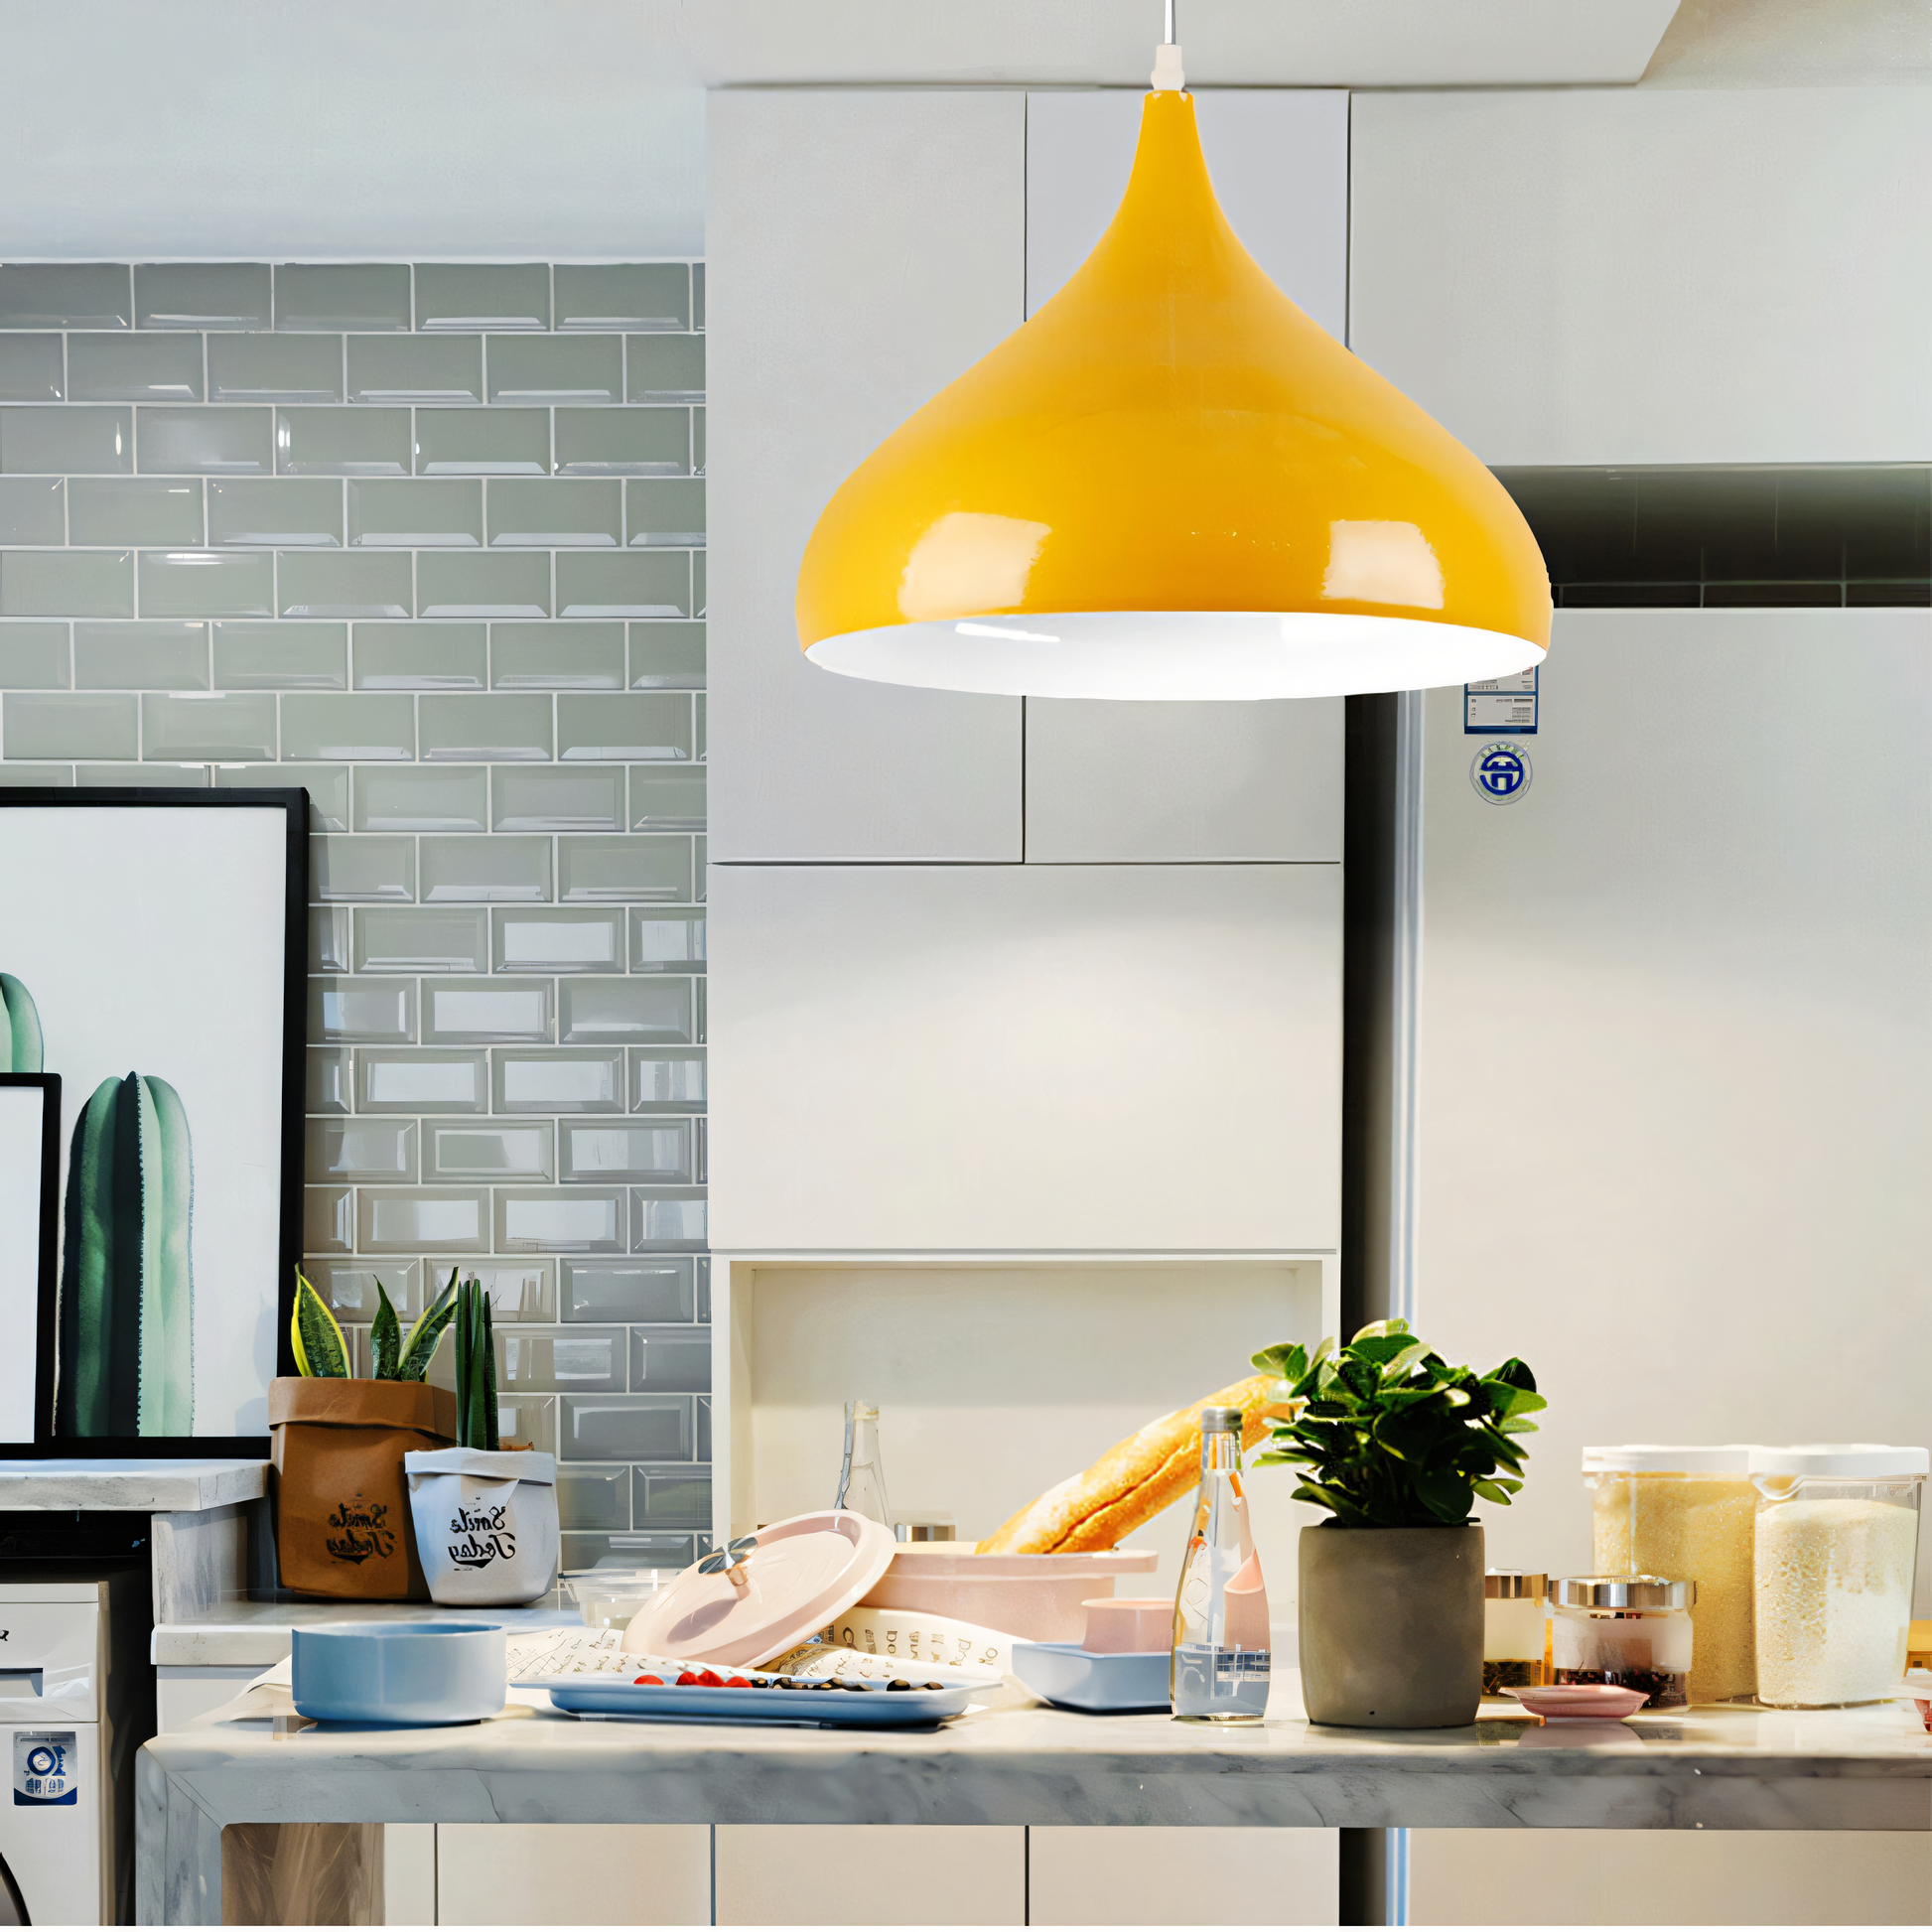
left=1082, top=1597, right=1172, bottom=1654
left=867, top=1548, right=1159, bottom=1642
left=1507, top=1683, right=1650, bottom=1723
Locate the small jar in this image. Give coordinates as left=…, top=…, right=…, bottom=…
left=1482, top=1571, right=1548, bottom=1695
left=1550, top=1576, right=1695, bottom=1709
left=1750, top=1445, right=1927, bottom=1709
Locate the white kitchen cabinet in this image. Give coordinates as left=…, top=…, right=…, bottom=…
left=433, top=1822, right=709, bottom=1925
left=1031, top=1826, right=1338, bottom=1925
left=707, top=89, right=1025, bottom=863
left=715, top=1825, right=1025, bottom=1925
left=1350, top=88, right=1932, bottom=465
left=707, top=860, right=1341, bottom=1253
left=1023, top=92, right=1349, bottom=864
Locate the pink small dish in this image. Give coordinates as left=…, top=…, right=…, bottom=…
left=1081, top=1597, right=1171, bottom=1654
left=1507, top=1683, right=1650, bottom=1723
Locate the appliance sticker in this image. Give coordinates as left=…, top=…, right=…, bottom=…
left=14, top=1731, right=76, bottom=1806
left=1464, top=666, right=1537, bottom=734
left=1469, top=742, right=1533, bottom=805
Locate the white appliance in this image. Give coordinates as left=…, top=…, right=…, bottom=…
left=0, top=1572, right=149, bottom=1925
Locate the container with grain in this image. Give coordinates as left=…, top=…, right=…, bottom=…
left=1584, top=1445, right=1757, bottom=1705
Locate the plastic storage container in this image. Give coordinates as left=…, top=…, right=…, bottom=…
left=1482, top=1571, right=1547, bottom=1696
left=1749, top=1444, right=1927, bottom=1709
left=1550, top=1576, right=1696, bottom=1709
left=1584, top=1445, right=1758, bottom=1704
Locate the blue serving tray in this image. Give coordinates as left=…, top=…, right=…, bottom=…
left=547, top=1680, right=976, bottom=1728
left=1010, top=1642, right=1171, bottom=1713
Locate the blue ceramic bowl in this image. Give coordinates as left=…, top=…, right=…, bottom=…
left=291, top=1621, right=506, bottom=1725
left=1011, top=1642, right=1170, bottom=1713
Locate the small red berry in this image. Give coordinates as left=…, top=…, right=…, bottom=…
left=725, top=1675, right=752, bottom=1688
left=676, top=1670, right=703, bottom=1685
left=633, top=1675, right=664, bottom=1686
left=696, top=1669, right=725, bottom=1687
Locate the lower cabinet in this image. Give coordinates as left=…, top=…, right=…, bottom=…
left=715, top=1825, right=1026, bottom=1925
left=1029, top=1828, right=1338, bottom=1926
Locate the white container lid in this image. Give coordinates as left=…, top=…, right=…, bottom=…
left=1747, top=1444, right=1930, bottom=1479
left=1582, top=1445, right=1756, bottom=1474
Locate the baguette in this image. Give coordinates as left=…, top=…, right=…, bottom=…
left=977, top=1373, right=1283, bottom=1555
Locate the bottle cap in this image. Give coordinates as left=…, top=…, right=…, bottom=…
left=1198, top=1407, right=1243, bottom=1435
left=1551, top=1575, right=1696, bottom=1610
left=1483, top=1570, right=1547, bottom=1599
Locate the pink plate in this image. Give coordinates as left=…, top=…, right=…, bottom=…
left=621, top=1511, right=897, bottom=1668
left=1507, top=1683, right=1650, bottom=1723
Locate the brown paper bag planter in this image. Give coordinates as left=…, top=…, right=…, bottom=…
left=269, top=1377, right=458, bottom=1599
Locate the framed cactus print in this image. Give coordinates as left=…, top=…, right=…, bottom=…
left=0, top=790, right=306, bottom=1453
left=0, top=1074, right=61, bottom=1449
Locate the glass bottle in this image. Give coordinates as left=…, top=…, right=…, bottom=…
left=1172, top=1405, right=1271, bottom=1724
left=835, top=1399, right=892, bottom=1527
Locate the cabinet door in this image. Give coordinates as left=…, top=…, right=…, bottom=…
left=716, top=1825, right=1025, bottom=1925
left=709, top=861, right=1340, bottom=1252
left=1350, top=89, right=1932, bottom=464
left=1023, top=90, right=1350, bottom=864
left=435, top=1823, right=709, bottom=1925
left=1030, top=1826, right=1338, bottom=1925
left=707, top=89, right=1025, bottom=862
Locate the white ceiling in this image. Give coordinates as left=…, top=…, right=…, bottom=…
left=0, top=0, right=1684, bottom=259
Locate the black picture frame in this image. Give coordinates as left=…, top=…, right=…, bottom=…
left=0, top=788, right=307, bottom=1456
left=0, top=1073, right=62, bottom=1452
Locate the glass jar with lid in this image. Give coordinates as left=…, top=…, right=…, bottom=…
left=1482, top=1571, right=1547, bottom=1696
left=1583, top=1445, right=1757, bottom=1704
left=1749, top=1445, right=1927, bottom=1709
left=1550, top=1576, right=1696, bottom=1709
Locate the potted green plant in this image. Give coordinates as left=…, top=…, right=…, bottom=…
left=403, top=1277, right=560, bottom=1605
left=269, top=1271, right=462, bottom=1598
left=1251, top=1319, right=1545, bottom=1728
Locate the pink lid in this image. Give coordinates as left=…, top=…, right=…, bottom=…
left=1080, top=1597, right=1171, bottom=1654
left=621, top=1510, right=897, bottom=1668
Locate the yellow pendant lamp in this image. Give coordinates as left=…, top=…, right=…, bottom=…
left=796, top=51, right=1550, bottom=701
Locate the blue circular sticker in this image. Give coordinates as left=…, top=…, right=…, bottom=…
left=1470, top=742, right=1533, bottom=804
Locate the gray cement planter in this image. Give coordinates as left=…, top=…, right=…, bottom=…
left=1299, top=1522, right=1484, bottom=1727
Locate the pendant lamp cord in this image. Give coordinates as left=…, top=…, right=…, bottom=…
left=1152, top=0, right=1184, bottom=89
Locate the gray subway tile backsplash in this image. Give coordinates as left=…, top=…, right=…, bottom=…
left=19, top=258, right=707, bottom=1519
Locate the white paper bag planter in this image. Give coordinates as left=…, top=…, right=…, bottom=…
left=404, top=1449, right=560, bottom=1605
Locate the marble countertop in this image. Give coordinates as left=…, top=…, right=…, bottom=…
left=153, top=1596, right=572, bottom=1667
left=0, top=1458, right=267, bottom=1513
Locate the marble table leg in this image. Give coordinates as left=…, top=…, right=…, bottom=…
left=138, top=1748, right=223, bottom=1928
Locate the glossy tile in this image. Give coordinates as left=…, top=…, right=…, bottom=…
left=0, top=265, right=130, bottom=330
left=304, top=1183, right=353, bottom=1255
left=490, top=621, right=622, bottom=690
left=556, top=264, right=688, bottom=333
left=3, top=693, right=136, bottom=759
left=439, top=1259, right=556, bottom=1322
left=312, top=1259, right=423, bottom=1321
left=278, top=550, right=412, bottom=620
left=355, top=1047, right=488, bottom=1114
left=283, top=692, right=415, bottom=759
left=419, top=833, right=551, bottom=903
left=636, top=1466, right=710, bottom=1528
left=311, top=975, right=416, bottom=1043
left=0, top=765, right=72, bottom=786
left=276, top=264, right=411, bottom=332
left=208, top=478, right=342, bottom=548
left=501, top=1329, right=625, bottom=1397
left=553, top=407, right=687, bottom=478
left=347, top=335, right=483, bottom=405
left=348, top=479, right=482, bottom=548
left=414, top=408, right=549, bottom=478
left=74, top=621, right=208, bottom=690
left=358, top=1187, right=489, bottom=1254
left=629, top=1325, right=710, bottom=1393
left=562, top=1120, right=693, bottom=1185
left=558, top=552, right=688, bottom=619
left=561, top=1529, right=698, bottom=1567
left=352, top=621, right=485, bottom=690
left=1, top=406, right=130, bottom=475
left=625, top=479, right=704, bottom=546
left=69, top=478, right=202, bottom=546
left=0, top=552, right=133, bottom=618
left=499, top=1396, right=558, bottom=1455
left=423, top=976, right=553, bottom=1043
left=212, top=621, right=346, bottom=689
left=423, top=1117, right=554, bottom=1182
left=487, top=336, right=620, bottom=405
left=216, top=762, right=348, bottom=830
left=416, top=551, right=550, bottom=619
left=562, top=1260, right=695, bottom=1324
left=556, top=1463, right=629, bottom=1529
left=631, top=1187, right=708, bottom=1253
left=307, top=1116, right=418, bottom=1184
left=69, top=334, right=203, bottom=403
left=138, top=549, right=273, bottom=619
left=629, top=909, right=705, bottom=974
left=307, top=1045, right=351, bottom=1114
left=0, top=336, right=64, bottom=403
left=625, top=336, right=705, bottom=404
left=691, top=265, right=705, bottom=331
left=208, top=334, right=344, bottom=404
left=560, top=1394, right=691, bottom=1461
left=0, top=622, right=69, bottom=689
left=136, top=262, right=271, bottom=332
left=493, top=907, right=623, bottom=974
left=420, top=692, right=551, bottom=760
left=311, top=832, right=416, bottom=901
left=77, top=760, right=209, bottom=787
left=310, top=904, right=351, bottom=972
left=353, top=906, right=488, bottom=972
left=0, top=478, right=64, bottom=546
left=494, top=1048, right=623, bottom=1115
left=277, top=407, right=412, bottom=477
left=487, top=479, right=619, bottom=548
left=557, top=833, right=690, bottom=902
left=630, top=1050, right=706, bottom=1114
left=628, top=621, right=704, bottom=690
left=559, top=692, right=689, bottom=761
left=560, top=977, right=692, bottom=1044
left=498, top=1188, right=625, bottom=1255
left=138, top=407, right=270, bottom=475
left=417, top=264, right=549, bottom=332
left=629, top=765, right=705, bottom=830
left=492, top=764, right=622, bottom=832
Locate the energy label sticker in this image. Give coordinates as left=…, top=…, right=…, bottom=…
left=14, top=1731, right=76, bottom=1806
left=1464, top=667, right=1538, bottom=735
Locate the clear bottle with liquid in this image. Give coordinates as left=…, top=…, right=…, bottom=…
left=1172, top=1404, right=1271, bottom=1723
left=835, top=1399, right=892, bottom=1526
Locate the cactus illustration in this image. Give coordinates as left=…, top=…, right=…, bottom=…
left=58, top=1072, right=194, bottom=1437
left=0, top=974, right=42, bottom=1073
